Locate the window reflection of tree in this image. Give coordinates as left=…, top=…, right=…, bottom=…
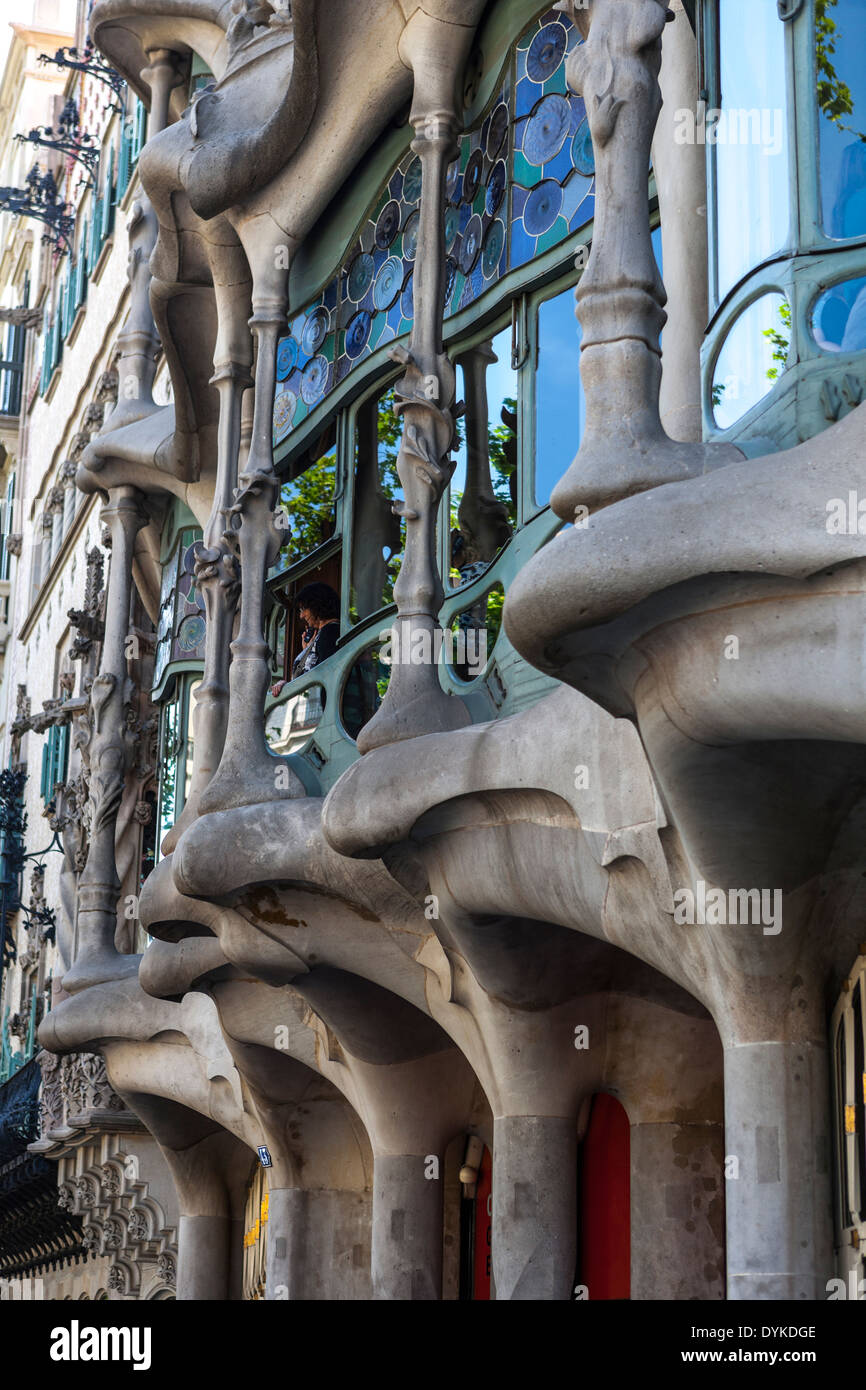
left=451, top=339, right=515, bottom=594
left=350, top=387, right=403, bottom=620
left=279, top=421, right=338, bottom=568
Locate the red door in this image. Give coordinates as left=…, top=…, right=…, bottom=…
left=473, top=1145, right=492, bottom=1300
left=579, top=1093, right=630, bottom=1299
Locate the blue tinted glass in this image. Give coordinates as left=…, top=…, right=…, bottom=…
left=818, top=0, right=866, bottom=239
left=716, top=2, right=789, bottom=301
left=712, top=293, right=789, bottom=431
left=535, top=286, right=584, bottom=507
left=812, top=275, right=866, bottom=352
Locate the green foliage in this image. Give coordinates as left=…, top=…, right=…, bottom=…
left=280, top=451, right=336, bottom=564
left=763, top=299, right=792, bottom=382
left=816, top=0, right=865, bottom=142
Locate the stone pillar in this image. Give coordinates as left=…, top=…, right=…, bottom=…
left=549, top=0, right=741, bottom=514
left=724, top=1039, right=834, bottom=1300
left=199, top=296, right=304, bottom=811
left=141, top=48, right=183, bottom=138
left=492, top=1114, right=577, bottom=1300
left=356, top=18, right=471, bottom=753
left=630, top=1120, right=725, bottom=1299
left=162, top=354, right=249, bottom=851
left=63, top=485, right=147, bottom=993
left=652, top=0, right=707, bottom=443
left=176, top=1212, right=236, bottom=1300
left=106, top=50, right=183, bottom=434
left=371, top=1153, right=443, bottom=1300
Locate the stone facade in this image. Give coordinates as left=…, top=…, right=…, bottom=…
left=0, top=0, right=864, bottom=1302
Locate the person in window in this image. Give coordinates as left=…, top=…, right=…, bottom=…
left=269, top=582, right=340, bottom=698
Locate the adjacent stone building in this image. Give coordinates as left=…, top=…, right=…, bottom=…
left=0, top=0, right=864, bottom=1301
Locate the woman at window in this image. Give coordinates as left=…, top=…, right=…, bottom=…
left=270, top=582, right=340, bottom=698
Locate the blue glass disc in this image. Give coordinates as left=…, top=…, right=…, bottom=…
left=373, top=255, right=403, bottom=311
left=345, top=310, right=372, bottom=359
left=300, top=354, right=329, bottom=404
left=482, top=219, right=505, bottom=279
left=527, top=23, right=567, bottom=83
left=523, top=180, right=563, bottom=236
left=571, top=117, right=596, bottom=177
left=523, top=94, right=572, bottom=166
left=276, top=337, right=298, bottom=381
left=485, top=160, right=507, bottom=217
left=462, top=149, right=484, bottom=204
left=301, top=307, right=329, bottom=358
left=486, top=102, right=509, bottom=160
left=401, top=209, right=419, bottom=261
left=347, top=252, right=375, bottom=303
left=459, top=214, right=483, bottom=275
left=375, top=199, right=401, bottom=249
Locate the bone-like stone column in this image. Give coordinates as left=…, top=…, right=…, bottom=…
left=492, top=1115, right=577, bottom=1300
left=107, top=49, right=183, bottom=433
left=200, top=294, right=304, bottom=810
left=356, top=18, right=471, bottom=752
left=63, top=486, right=147, bottom=993
left=652, top=0, right=707, bottom=443
left=549, top=0, right=741, bottom=516
left=162, top=350, right=249, bottom=850
left=371, top=1153, right=444, bottom=1300
left=724, top=1039, right=833, bottom=1300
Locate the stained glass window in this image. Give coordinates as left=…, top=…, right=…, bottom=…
left=273, top=7, right=596, bottom=446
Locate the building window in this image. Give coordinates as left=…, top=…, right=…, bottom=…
left=40, top=724, right=69, bottom=805
left=155, top=674, right=199, bottom=857
left=817, top=0, right=866, bottom=241
left=714, top=0, right=789, bottom=302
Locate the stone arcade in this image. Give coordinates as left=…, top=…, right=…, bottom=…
left=0, top=0, right=864, bottom=1302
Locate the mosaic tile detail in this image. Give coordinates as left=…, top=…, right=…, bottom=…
left=273, top=7, right=592, bottom=445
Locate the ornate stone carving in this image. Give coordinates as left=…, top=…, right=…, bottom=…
left=68, top=546, right=106, bottom=664
left=95, top=369, right=118, bottom=406
left=107, top=1265, right=125, bottom=1292
left=103, top=1217, right=123, bottom=1249
left=5, top=533, right=21, bottom=557
left=157, top=1253, right=176, bottom=1288
left=127, top=1209, right=148, bottom=1242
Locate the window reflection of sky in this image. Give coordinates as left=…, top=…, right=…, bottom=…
left=716, top=0, right=788, bottom=302
left=534, top=227, right=662, bottom=508
left=818, top=0, right=866, bottom=240
left=452, top=326, right=516, bottom=502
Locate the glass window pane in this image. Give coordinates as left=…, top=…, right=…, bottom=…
left=350, top=386, right=404, bottom=622
left=279, top=423, right=337, bottom=568
left=712, top=293, right=790, bottom=430
left=266, top=682, right=325, bottom=755
left=447, top=581, right=503, bottom=682
left=157, top=698, right=179, bottom=851
left=450, top=326, right=516, bottom=588
left=716, top=2, right=789, bottom=300
left=340, top=641, right=391, bottom=741
left=535, top=285, right=584, bottom=507
left=818, top=0, right=866, bottom=240
left=812, top=275, right=866, bottom=352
